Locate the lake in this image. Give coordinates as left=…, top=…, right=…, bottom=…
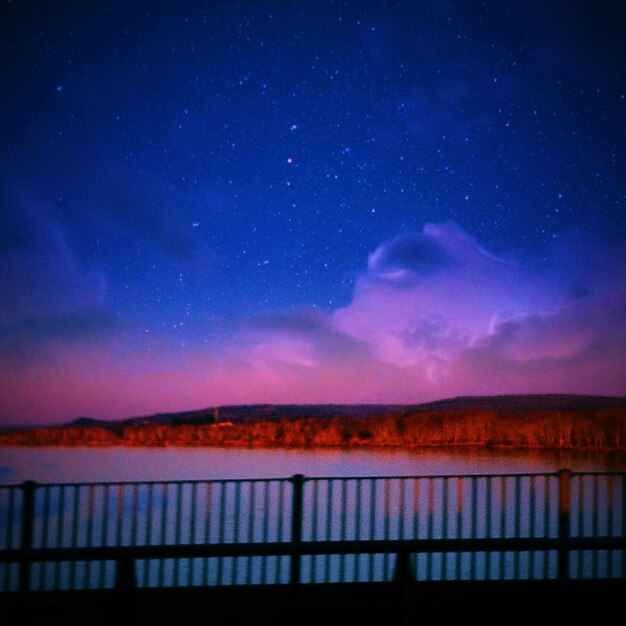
left=1, top=446, right=625, bottom=591
left=1, top=445, right=626, bottom=484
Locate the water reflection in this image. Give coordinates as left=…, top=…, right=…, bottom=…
left=1, top=446, right=625, bottom=484
left=1, top=467, right=624, bottom=591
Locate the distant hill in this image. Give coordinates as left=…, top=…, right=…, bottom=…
left=104, top=403, right=410, bottom=426
left=2, top=394, right=625, bottom=451
left=67, top=394, right=626, bottom=427
left=405, top=394, right=626, bottom=413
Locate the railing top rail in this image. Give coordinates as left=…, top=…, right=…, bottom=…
left=0, top=468, right=624, bottom=489
left=0, top=476, right=291, bottom=489
left=306, top=470, right=626, bottom=480
left=304, top=471, right=561, bottom=481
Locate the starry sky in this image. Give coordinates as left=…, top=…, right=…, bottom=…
left=1, top=0, right=625, bottom=425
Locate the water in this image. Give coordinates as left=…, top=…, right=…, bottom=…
left=1, top=445, right=625, bottom=484
left=1, top=446, right=624, bottom=591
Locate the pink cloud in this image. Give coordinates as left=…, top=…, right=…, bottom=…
left=333, top=222, right=564, bottom=370
left=1, top=222, right=624, bottom=424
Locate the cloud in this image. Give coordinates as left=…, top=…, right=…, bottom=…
left=0, top=192, right=106, bottom=324
left=243, top=310, right=371, bottom=367
left=0, top=308, right=123, bottom=360
left=231, top=222, right=626, bottom=396
left=0, top=191, right=123, bottom=363
left=366, top=222, right=503, bottom=282
left=332, top=222, right=561, bottom=369
left=1, top=221, right=624, bottom=424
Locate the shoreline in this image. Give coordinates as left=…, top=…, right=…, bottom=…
left=2, top=402, right=625, bottom=452
left=1, top=440, right=625, bottom=452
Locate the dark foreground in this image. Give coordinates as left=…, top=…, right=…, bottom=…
left=1, top=579, right=624, bottom=626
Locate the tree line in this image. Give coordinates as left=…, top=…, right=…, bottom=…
left=1, top=407, right=625, bottom=450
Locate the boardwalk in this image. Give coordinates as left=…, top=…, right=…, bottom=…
left=2, top=579, right=624, bottom=626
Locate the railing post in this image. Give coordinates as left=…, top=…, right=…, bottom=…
left=394, top=551, right=415, bottom=626
left=115, top=558, right=137, bottom=590
left=557, top=469, right=571, bottom=580
left=290, top=474, right=304, bottom=585
left=393, top=551, right=414, bottom=584
left=19, top=481, right=36, bottom=592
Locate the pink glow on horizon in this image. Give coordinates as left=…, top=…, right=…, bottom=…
left=1, top=223, right=625, bottom=424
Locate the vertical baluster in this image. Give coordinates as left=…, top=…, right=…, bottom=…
left=279, top=479, right=285, bottom=544
left=383, top=478, right=391, bottom=580
left=0, top=490, right=3, bottom=588
left=398, top=478, right=405, bottom=541
left=470, top=477, right=478, bottom=580
left=543, top=474, right=551, bottom=579
left=40, top=486, right=50, bottom=589
left=217, top=482, right=226, bottom=585
left=188, top=483, right=197, bottom=586
left=369, top=479, right=376, bottom=582
left=115, top=481, right=135, bottom=591
left=190, top=482, right=198, bottom=544
left=606, top=475, right=614, bottom=578
left=339, top=479, right=347, bottom=582
left=354, top=478, right=362, bottom=582
left=130, top=484, right=139, bottom=585
left=277, top=480, right=285, bottom=583
left=145, top=483, right=154, bottom=587
left=290, top=475, right=304, bottom=585
left=116, top=484, right=124, bottom=546
left=514, top=476, right=520, bottom=579
left=99, top=485, right=109, bottom=588
left=311, top=479, right=319, bottom=582
left=70, top=485, right=80, bottom=589
left=130, top=483, right=140, bottom=588
left=499, top=477, right=506, bottom=579
left=19, top=482, right=36, bottom=592
left=543, top=476, right=550, bottom=578
left=159, top=484, right=168, bottom=587
left=413, top=478, right=420, bottom=539
left=131, top=484, right=139, bottom=547
left=173, top=483, right=182, bottom=586
left=325, top=480, right=333, bottom=583
left=116, top=483, right=132, bottom=589
left=85, top=485, right=95, bottom=588
left=577, top=475, right=584, bottom=579
left=7, top=487, right=15, bottom=589
left=1, top=490, right=6, bottom=589
left=203, top=482, right=212, bottom=586
left=455, top=477, right=463, bottom=580
left=427, top=478, right=434, bottom=581
left=8, top=488, right=16, bottom=552
left=262, top=481, right=269, bottom=585
left=442, top=477, right=448, bottom=580
left=485, top=477, right=492, bottom=580
left=413, top=478, right=420, bottom=581
left=529, top=476, right=536, bottom=580
left=233, top=481, right=241, bottom=584
left=54, top=486, right=65, bottom=590
left=622, top=475, right=626, bottom=579
left=246, top=481, right=255, bottom=585
left=592, top=474, right=599, bottom=578
left=558, top=470, right=571, bottom=581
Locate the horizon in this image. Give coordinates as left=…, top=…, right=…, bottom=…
left=6, top=392, right=626, bottom=429
left=1, top=2, right=625, bottom=425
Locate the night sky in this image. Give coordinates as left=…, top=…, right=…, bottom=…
left=1, top=1, right=625, bottom=424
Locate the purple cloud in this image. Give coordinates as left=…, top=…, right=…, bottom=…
left=1, top=221, right=624, bottom=424
left=236, top=222, right=625, bottom=396
left=0, top=195, right=106, bottom=324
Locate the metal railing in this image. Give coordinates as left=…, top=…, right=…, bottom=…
left=1, top=470, right=625, bottom=592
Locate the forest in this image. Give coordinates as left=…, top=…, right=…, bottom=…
left=1, top=405, right=625, bottom=451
